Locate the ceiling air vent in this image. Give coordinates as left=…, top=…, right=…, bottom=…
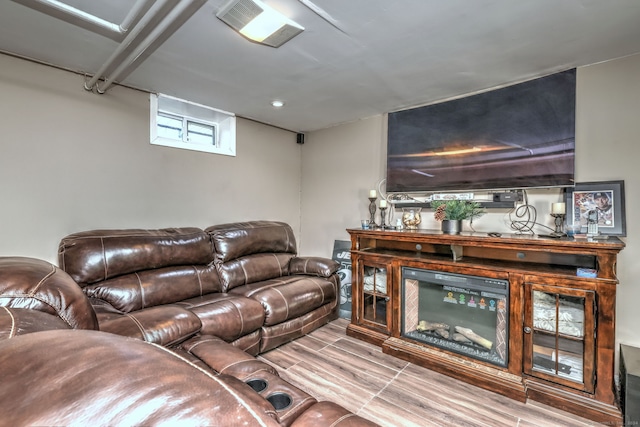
left=216, top=0, right=304, bottom=48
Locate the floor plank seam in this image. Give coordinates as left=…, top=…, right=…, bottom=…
left=357, top=360, right=408, bottom=417
left=328, top=341, right=407, bottom=375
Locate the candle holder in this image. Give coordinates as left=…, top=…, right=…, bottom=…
left=379, top=207, right=388, bottom=229
left=368, top=197, right=378, bottom=228
left=550, top=213, right=566, bottom=237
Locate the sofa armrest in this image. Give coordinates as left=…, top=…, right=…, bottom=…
left=0, top=307, right=71, bottom=341
left=98, top=305, right=202, bottom=347
left=288, top=257, right=339, bottom=278
left=0, top=257, right=98, bottom=330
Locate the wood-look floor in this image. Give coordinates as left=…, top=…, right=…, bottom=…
left=259, top=318, right=601, bottom=427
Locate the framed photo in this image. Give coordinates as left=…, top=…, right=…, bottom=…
left=564, top=180, right=626, bottom=236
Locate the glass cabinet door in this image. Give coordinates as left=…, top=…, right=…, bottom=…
left=360, top=262, right=390, bottom=330
left=523, top=283, right=595, bottom=393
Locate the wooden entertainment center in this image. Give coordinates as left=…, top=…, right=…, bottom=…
left=346, top=228, right=625, bottom=423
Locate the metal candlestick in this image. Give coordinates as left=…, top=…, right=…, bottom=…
left=550, top=213, right=566, bottom=237
left=368, top=197, right=378, bottom=228
left=379, top=207, right=388, bottom=229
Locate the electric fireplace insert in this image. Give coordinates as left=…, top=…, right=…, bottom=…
left=402, top=267, right=509, bottom=367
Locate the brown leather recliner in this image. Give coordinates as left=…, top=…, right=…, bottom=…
left=0, top=328, right=378, bottom=427
left=0, top=329, right=282, bottom=426
left=205, top=221, right=340, bottom=352
left=0, top=256, right=378, bottom=426
left=58, top=227, right=263, bottom=350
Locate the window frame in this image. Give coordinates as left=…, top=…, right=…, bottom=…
left=150, top=93, right=236, bottom=156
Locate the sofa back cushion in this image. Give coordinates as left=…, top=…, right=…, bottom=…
left=58, top=228, right=214, bottom=286
left=206, top=221, right=297, bottom=292
left=83, top=264, right=221, bottom=312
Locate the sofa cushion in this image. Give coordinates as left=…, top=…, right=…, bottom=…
left=177, top=293, right=265, bottom=342
left=96, top=305, right=202, bottom=346
left=82, top=264, right=221, bottom=312
left=0, top=257, right=98, bottom=330
left=230, top=276, right=337, bottom=326
left=289, top=256, right=340, bottom=278
left=207, top=221, right=297, bottom=262
left=217, top=252, right=295, bottom=292
left=58, top=228, right=214, bottom=285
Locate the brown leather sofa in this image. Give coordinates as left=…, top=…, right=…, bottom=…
left=0, top=221, right=376, bottom=425
left=0, top=251, right=377, bottom=425
left=57, top=221, right=339, bottom=355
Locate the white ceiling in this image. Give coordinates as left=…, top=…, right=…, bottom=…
left=1, top=0, right=640, bottom=133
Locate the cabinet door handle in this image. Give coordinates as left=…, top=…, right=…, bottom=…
left=524, top=326, right=532, bottom=334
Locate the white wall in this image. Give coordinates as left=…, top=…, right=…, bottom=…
left=300, top=53, right=640, bottom=350
left=1, top=49, right=638, bottom=351
left=0, top=53, right=302, bottom=264
left=576, top=54, right=640, bottom=349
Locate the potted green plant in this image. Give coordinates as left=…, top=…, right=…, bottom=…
left=431, top=200, right=485, bottom=234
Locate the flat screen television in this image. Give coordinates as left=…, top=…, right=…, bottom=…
left=386, top=69, right=576, bottom=194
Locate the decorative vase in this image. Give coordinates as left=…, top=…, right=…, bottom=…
left=441, top=219, right=462, bottom=234
left=401, top=208, right=422, bottom=230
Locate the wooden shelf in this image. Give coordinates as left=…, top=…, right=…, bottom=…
left=390, top=201, right=517, bottom=209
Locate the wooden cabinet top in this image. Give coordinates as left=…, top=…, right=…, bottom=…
left=347, top=229, right=624, bottom=280
left=347, top=228, right=625, bottom=255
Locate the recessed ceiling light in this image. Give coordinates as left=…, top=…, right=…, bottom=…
left=271, top=100, right=285, bottom=107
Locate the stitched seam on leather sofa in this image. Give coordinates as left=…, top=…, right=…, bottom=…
left=231, top=299, right=246, bottom=335
left=310, top=277, right=325, bottom=301
left=331, top=413, right=355, bottom=426
left=278, top=396, right=316, bottom=420
left=240, top=263, right=248, bottom=286
left=134, top=272, right=146, bottom=309
left=193, top=265, right=204, bottom=296
left=271, top=253, right=283, bottom=277
left=29, top=263, right=56, bottom=295
left=272, top=288, right=289, bottom=320
left=3, top=307, right=17, bottom=338
left=125, top=313, right=149, bottom=341
left=0, top=294, right=74, bottom=329
left=100, top=237, right=107, bottom=281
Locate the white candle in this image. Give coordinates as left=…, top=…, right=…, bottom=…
left=551, top=202, right=566, bottom=214
left=380, top=200, right=387, bottom=208
left=369, top=190, right=377, bottom=198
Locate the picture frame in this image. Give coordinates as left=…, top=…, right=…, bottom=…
left=564, top=180, right=626, bottom=236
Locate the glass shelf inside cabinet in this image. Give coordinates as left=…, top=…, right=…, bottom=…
left=362, top=265, right=388, bottom=326
left=531, top=290, right=585, bottom=383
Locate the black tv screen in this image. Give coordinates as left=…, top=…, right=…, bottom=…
left=386, top=69, right=576, bottom=193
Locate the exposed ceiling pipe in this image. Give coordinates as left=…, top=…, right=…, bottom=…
left=11, top=0, right=154, bottom=41
left=84, top=0, right=175, bottom=91
left=120, top=0, right=155, bottom=32
left=96, top=0, right=206, bottom=94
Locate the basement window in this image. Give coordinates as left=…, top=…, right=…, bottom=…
left=150, top=94, right=236, bottom=156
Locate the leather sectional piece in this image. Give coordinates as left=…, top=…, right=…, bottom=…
left=57, top=221, right=340, bottom=355
left=0, top=221, right=378, bottom=426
